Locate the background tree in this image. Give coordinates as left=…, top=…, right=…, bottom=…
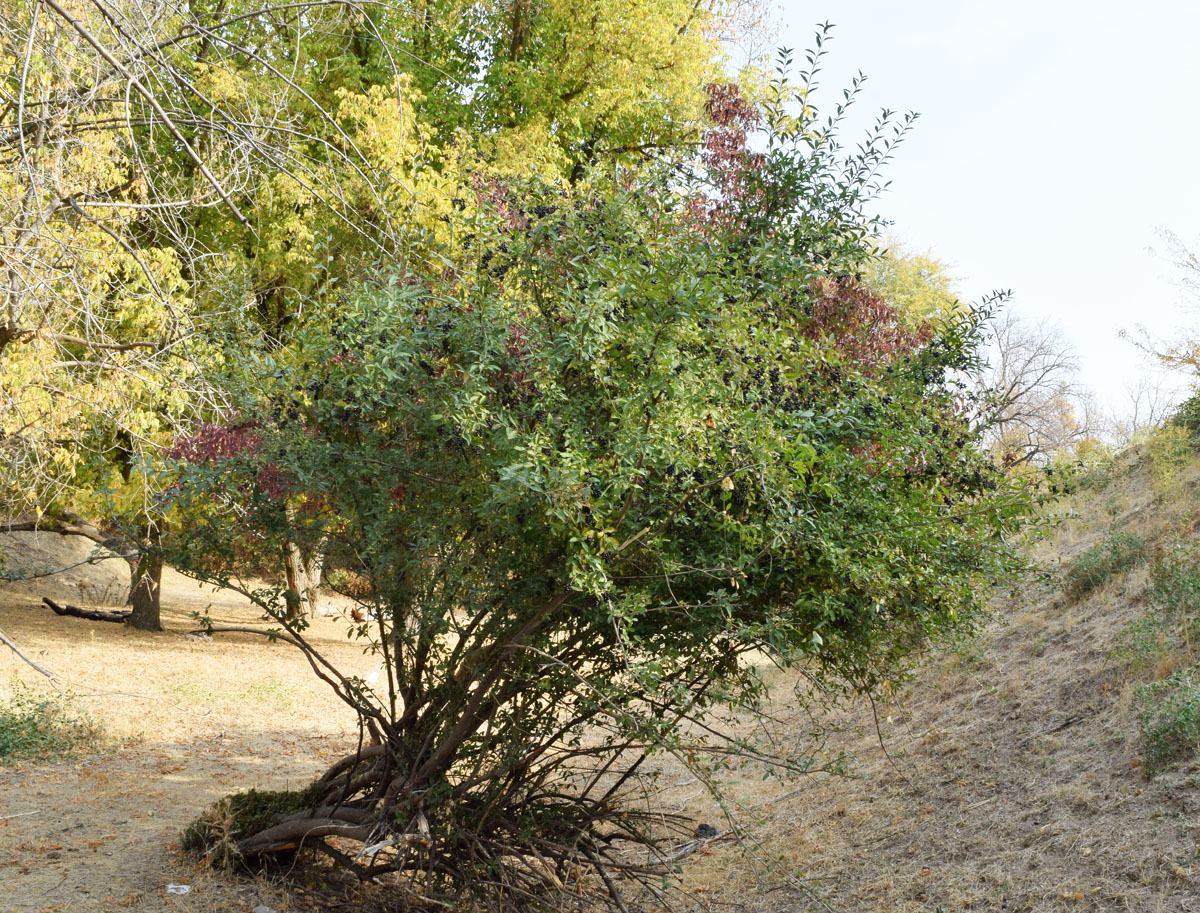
left=1108, top=374, right=1180, bottom=445
left=1144, top=229, right=1200, bottom=372
left=0, top=0, right=242, bottom=626
left=977, top=310, right=1099, bottom=468
left=862, top=238, right=962, bottom=325
left=174, top=62, right=1033, bottom=908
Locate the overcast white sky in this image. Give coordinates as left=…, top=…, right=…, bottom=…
left=772, top=1, right=1200, bottom=415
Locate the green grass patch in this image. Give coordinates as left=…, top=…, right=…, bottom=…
left=1135, top=667, right=1200, bottom=774
left=1066, top=531, right=1147, bottom=597
left=165, top=677, right=300, bottom=711
left=0, top=684, right=103, bottom=763
left=182, top=782, right=326, bottom=868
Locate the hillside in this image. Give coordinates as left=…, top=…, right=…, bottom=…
left=675, top=440, right=1200, bottom=912
left=2, top=442, right=1199, bottom=911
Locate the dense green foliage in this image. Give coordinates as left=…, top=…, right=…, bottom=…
left=1172, top=392, right=1200, bottom=432
left=0, top=0, right=729, bottom=628
left=2, top=2, right=1041, bottom=902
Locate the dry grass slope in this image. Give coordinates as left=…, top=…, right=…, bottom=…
left=673, top=443, right=1200, bottom=913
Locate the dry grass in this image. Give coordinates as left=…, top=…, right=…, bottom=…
left=656, top=444, right=1200, bottom=913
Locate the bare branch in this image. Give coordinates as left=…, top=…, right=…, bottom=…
left=977, top=311, right=1097, bottom=466
left=0, top=628, right=56, bottom=679
left=41, top=0, right=250, bottom=227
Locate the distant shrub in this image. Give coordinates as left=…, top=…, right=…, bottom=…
left=0, top=685, right=103, bottom=763
left=1043, top=442, right=1119, bottom=496
left=1135, top=667, right=1200, bottom=773
left=324, top=567, right=373, bottom=600
left=1066, top=531, right=1147, bottom=597
left=1148, top=423, right=1194, bottom=496
left=1149, top=539, right=1200, bottom=630
left=1110, top=537, right=1200, bottom=676
left=1169, top=391, right=1200, bottom=434
left=1112, top=615, right=1173, bottom=675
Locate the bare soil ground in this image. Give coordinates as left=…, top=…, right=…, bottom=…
left=3, top=452, right=1200, bottom=913
left=1, top=533, right=372, bottom=912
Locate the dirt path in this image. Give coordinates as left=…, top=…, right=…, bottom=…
left=1, top=532, right=373, bottom=911
left=2, top=731, right=348, bottom=912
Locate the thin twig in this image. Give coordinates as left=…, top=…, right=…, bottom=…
left=0, top=628, right=55, bottom=679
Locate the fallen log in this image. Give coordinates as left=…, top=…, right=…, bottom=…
left=42, top=597, right=130, bottom=623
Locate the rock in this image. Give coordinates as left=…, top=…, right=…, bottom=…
left=0, top=531, right=128, bottom=606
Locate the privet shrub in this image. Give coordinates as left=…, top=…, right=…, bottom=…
left=168, top=65, right=1035, bottom=909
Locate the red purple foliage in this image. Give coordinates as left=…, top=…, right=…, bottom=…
left=804, top=276, right=932, bottom=374
left=169, top=421, right=291, bottom=500
left=688, top=83, right=765, bottom=229
left=167, top=422, right=262, bottom=463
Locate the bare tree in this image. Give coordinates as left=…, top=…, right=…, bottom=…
left=1108, top=373, right=1181, bottom=445
left=978, top=311, right=1098, bottom=467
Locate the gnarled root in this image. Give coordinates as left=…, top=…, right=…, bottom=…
left=182, top=743, right=694, bottom=910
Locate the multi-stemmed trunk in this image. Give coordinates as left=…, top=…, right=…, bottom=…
left=182, top=588, right=690, bottom=910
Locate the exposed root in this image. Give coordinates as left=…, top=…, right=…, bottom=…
left=182, top=743, right=697, bottom=910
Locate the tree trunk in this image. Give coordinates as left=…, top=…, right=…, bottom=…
left=127, top=549, right=163, bottom=631
left=283, top=537, right=310, bottom=621
left=125, top=519, right=164, bottom=631
left=302, top=537, right=326, bottom=614
left=283, top=507, right=326, bottom=619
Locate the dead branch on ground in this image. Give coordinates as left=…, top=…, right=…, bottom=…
left=42, top=597, right=129, bottom=623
